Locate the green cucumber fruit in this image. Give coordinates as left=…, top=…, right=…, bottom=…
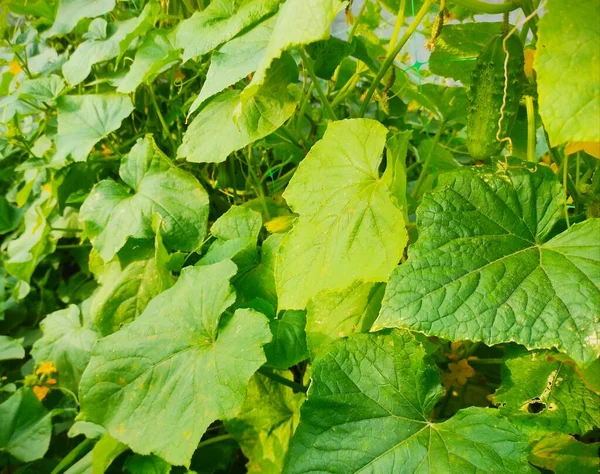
left=467, top=33, right=525, bottom=160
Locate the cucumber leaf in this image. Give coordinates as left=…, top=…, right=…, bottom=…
left=276, top=120, right=408, bottom=309
left=78, top=260, right=272, bottom=466
left=375, top=164, right=600, bottom=366
left=46, top=0, right=116, bottom=37
left=284, top=331, right=533, bottom=473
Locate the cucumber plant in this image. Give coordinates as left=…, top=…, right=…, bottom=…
left=0, top=0, right=598, bottom=473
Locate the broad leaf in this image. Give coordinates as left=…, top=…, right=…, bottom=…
left=54, top=94, right=134, bottom=163
left=284, top=331, right=533, bottom=473
left=225, top=371, right=304, bottom=473
left=429, top=23, right=503, bottom=85
left=0, top=388, right=52, bottom=462
left=0, top=335, right=25, bottom=361
left=178, top=54, right=298, bottom=163
left=31, top=305, right=98, bottom=393
left=276, top=120, right=408, bottom=309
left=124, top=454, right=172, bottom=474
left=375, top=164, right=600, bottom=365
left=493, top=348, right=600, bottom=436
left=242, top=0, right=344, bottom=102
left=264, top=310, right=308, bottom=369
left=81, top=136, right=209, bottom=262
left=89, top=233, right=174, bottom=336
left=306, top=281, right=384, bottom=358
left=189, top=15, right=276, bottom=115
left=46, top=0, right=116, bottom=37
left=79, top=260, right=272, bottom=466
left=117, top=31, right=179, bottom=94
left=177, top=0, right=282, bottom=62
left=529, top=434, right=600, bottom=474
left=535, top=0, right=600, bottom=145
left=62, top=5, right=157, bottom=86
left=199, top=205, right=262, bottom=268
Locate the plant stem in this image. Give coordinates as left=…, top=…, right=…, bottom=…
left=563, top=153, right=570, bottom=227
left=411, top=119, right=445, bottom=198
left=387, top=0, right=407, bottom=56
left=147, top=85, right=177, bottom=156
left=258, top=367, right=308, bottom=393
left=469, top=358, right=505, bottom=365
left=300, top=51, right=337, bottom=121
left=348, top=0, right=369, bottom=40
left=358, top=0, right=434, bottom=118
left=196, top=434, right=235, bottom=449
left=449, top=0, right=521, bottom=14
left=525, top=95, right=536, bottom=162
left=50, top=439, right=95, bottom=474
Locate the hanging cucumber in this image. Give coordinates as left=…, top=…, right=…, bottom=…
left=467, top=32, right=525, bottom=160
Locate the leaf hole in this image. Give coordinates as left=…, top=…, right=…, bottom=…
left=527, top=399, right=546, bottom=414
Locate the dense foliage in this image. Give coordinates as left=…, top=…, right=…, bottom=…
left=0, top=0, right=599, bottom=473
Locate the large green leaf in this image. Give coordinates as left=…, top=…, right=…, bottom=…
left=429, top=23, right=503, bottom=85
left=54, top=94, right=134, bottom=163
left=178, top=54, right=298, bottom=163
left=31, top=305, right=98, bottom=393
left=117, top=31, right=179, bottom=94
left=535, top=0, right=600, bottom=145
left=276, top=120, right=408, bottom=310
left=124, top=454, right=172, bottom=474
left=80, top=136, right=209, bottom=262
left=375, top=164, right=600, bottom=365
left=78, top=260, right=272, bottom=466
left=264, top=310, right=308, bottom=369
left=46, top=0, right=116, bottom=37
left=177, top=0, right=282, bottom=62
left=284, top=331, right=533, bottom=473
left=306, top=281, right=384, bottom=359
left=0, top=388, right=52, bottom=462
left=89, top=230, right=174, bottom=336
left=242, top=0, right=344, bottom=102
left=225, top=371, right=304, bottom=474
left=62, top=5, right=157, bottom=86
left=198, top=205, right=262, bottom=268
left=493, top=348, right=600, bottom=436
left=188, top=15, right=276, bottom=116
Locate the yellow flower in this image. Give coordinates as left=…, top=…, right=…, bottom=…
left=442, top=359, right=476, bottom=390
left=33, top=385, right=50, bottom=401
left=35, top=361, right=57, bottom=376
left=46, top=378, right=57, bottom=385
left=9, top=60, right=22, bottom=75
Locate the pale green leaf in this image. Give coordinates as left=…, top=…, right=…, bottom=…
left=65, top=434, right=128, bottom=474
left=264, top=310, right=308, bottom=369
left=375, top=165, right=600, bottom=365
left=79, top=260, right=272, bottom=466
left=199, top=205, right=262, bottom=268
left=0, top=388, right=52, bottom=462
left=54, top=94, right=134, bottom=163
left=177, top=0, right=282, bottom=62
left=529, top=434, right=600, bottom=474
left=225, top=371, right=304, bottom=474
left=276, top=119, right=408, bottom=310
left=62, top=4, right=157, bottom=86
left=189, top=15, right=276, bottom=115
left=306, top=281, right=384, bottom=359
left=242, top=0, right=344, bottom=102
left=178, top=54, right=298, bottom=163
left=0, top=335, right=25, bottom=361
left=284, top=331, right=533, bottom=473
left=493, top=348, right=600, bottom=436
left=80, top=136, right=209, bottom=262
left=117, top=31, right=179, bottom=94
left=89, top=234, right=174, bottom=336
left=535, top=0, right=600, bottom=145
left=31, top=305, right=98, bottom=393
left=429, top=23, right=503, bottom=85
left=46, top=0, right=116, bottom=37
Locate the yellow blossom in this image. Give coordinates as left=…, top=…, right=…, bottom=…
left=9, top=60, right=22, bottom=75
left=33, top=385, right=50, bottom=401
left=35, top=361, right=57, bottom=376
left=46, top=378, right=57, bottom=385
